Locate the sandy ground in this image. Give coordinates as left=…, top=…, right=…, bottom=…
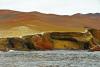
left=0, top=50, right=99, bottom=67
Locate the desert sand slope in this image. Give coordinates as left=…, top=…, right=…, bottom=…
left=0, top=10, right=100, bottom=30
left=0, top=10, right=100, bottom=38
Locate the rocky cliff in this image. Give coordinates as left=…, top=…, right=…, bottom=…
left=0, top=30, right=99, bottom=51
left=0, top=10, right=100, bottom=51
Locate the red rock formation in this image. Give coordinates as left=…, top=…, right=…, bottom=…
left=90, top=45, right=100, bottom=51
left=32, top=34, right=53, bottom=50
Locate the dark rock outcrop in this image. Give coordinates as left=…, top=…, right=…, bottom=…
left=22, top=35, right=37, bottom=50
left=0, top=38, right=8, bottom=51
left=7, top=37, right=28, bottom=51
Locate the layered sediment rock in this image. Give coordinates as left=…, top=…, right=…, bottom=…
left=0, top=29, right=99, bottom=51
left=49, top=32, right=93, bottom=50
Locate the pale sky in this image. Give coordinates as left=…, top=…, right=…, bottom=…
left=0, top=0, right=100, bottom=15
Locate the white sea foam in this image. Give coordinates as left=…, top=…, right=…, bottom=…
left=9, top=50, right=15, bottom=52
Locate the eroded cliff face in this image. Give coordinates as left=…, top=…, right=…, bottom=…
left=0, top=29, right=99, bottom=51
left=0, top=38, right=8, bottom=51
left=87, top=28, right=100, bottom=51
left=89, top=29, right=100, bottom=44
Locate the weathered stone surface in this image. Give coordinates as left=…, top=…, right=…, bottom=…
left=32, top=34, right=53, bottom=50
left=52, top=40, right=81, bottom=50
left=90, top=45, right=100, bottom=51
left=49, top=32, right=93, bottom=50
left=86, top=28, right=100, bottom=51
left=0, top=38, right=8, bottom=51
left=23, top=34, right=53, bottom=50
left=22, top=35, right=36, bottom=50
left=89, top=28, right=100, bottom=43
left=0, top=29, right=100, bottom=51
left=7, top=37, right=28, bottom=51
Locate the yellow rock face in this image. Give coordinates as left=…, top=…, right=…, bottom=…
left=53, top=40, right=81, bottom=50
left=0, top=38, right=8, bottom=51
